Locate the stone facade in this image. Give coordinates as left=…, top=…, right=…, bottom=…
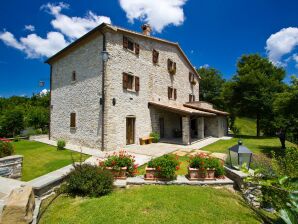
left=49, top=24, right=228, bottom=151
left=50, top=34, right=103, bottom=148
left=0, top=155, right=23, bottom=179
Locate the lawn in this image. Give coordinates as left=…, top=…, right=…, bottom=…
left=234, top=117, right=256, bottom=136
left=13, top=140, right=89, bottom=181
left=39, top=186, right=261, bottom=224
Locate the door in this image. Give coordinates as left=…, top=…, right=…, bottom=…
left=159, top=117, right=165, bottom=138
left=126, top=117, right=135, bottom=145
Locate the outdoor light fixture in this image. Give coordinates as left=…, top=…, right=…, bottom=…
left=228, top=140, right=252, bottom=170
left=101, top=51, right=109, bottom=62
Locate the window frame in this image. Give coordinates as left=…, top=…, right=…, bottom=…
left=123, top=73, right=140, bottom=92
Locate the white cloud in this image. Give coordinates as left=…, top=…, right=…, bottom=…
left=293, top=54, right=298, bottom=68
left=266, top=27, right=298, bottom=66
left=42, top=2, right=111, bottom=40
left=40, top=89, right=49, bottom=96
left=0, top=2, right=111, bottom=58
left=119, top=0, right=187, bottom=32
left=0, top=31, right=69, bottom=58
left=24, top=25, right=35, bottom=32
left=199, top=64, right=210, bottom=69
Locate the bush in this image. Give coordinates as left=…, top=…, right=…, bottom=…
left=57, top=139, right=66, bottom=150
left=189, top=153, right=225, bottom=177
left=0, top=141, right=14, bottom=158
left=101, top=150, right=137, bottom=176
left=150, top=132, right=160, bottom=143
left=272, top=147, right=298, bottom=179
left=64, top=164, right=114, bottom=197
left=147, top=154, right=179, bottom=180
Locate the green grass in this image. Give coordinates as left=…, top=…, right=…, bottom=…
left=234, top=117, right=256, bottom=136
left=13, top=140, right=89, bottom=181
left=39, top=186, right=261, bottom=224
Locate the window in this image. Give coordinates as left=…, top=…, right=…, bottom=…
left=123, top=73, right=140, bottom=92
left=70, top=113, right=76, bottom=128
left=167, top=59, right=176, bottom=75
left=152, top=49, right=159, bottom=64
left=189, top=72, right=196, bottom=85
left=72, top=71, right=76, bottom=82
left=168, top=87, right=177, bottom=100
left=189, top=94, right=195, bottom=102
left=123, top=36, right=139, bottom=55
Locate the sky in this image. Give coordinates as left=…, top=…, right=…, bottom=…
left=1, top=0, right=298, bottom=97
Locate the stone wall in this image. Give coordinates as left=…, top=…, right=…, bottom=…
left=0, top=155, right=23, bottom=179
left=204, top=116, right=227, bottom=138
left=50, top=34, right=103, bottom=149
left=103, top=30, right=199, bottom=150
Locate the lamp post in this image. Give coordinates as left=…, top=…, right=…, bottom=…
left=228, top=140, right=253, bottom=170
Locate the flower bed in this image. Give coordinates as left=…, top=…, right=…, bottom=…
left=187, top=153, right=225, bottom=180
left=145, top=154, right=180, bottom=181
left=100, top=150, right=138, bottom=179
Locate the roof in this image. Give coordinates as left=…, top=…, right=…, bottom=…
left=45, top=23, right=200, bottom=78
left=229, top=143, right=252, bottom=154
left=148, top=101, right=215, bottom=116
left=184, top=102, right=229, bottom=116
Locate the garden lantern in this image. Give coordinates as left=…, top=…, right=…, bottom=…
left=228, top=140, right=252, bottom=170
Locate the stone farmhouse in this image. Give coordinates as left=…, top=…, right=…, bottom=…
left=46, top=23, right=228, bottom=151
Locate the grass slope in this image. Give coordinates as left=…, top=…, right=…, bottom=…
left=39, top=186, right=260, bottom=224
left=234, top=117, right=256, bottom=136
left=13, top=140, right=89, bottom=181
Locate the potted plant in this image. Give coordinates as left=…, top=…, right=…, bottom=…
left=145, top=154, right=179, bottom=181
left=187, top=153, right=222, bottom=180
left=100, top=150, right=138, bottom=179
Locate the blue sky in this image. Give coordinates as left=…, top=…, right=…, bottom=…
left=1, top=0, right=298, bottom=97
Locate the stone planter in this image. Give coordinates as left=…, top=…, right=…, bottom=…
left=105, top=167, right=127, bottom=179
left=0, top=155, right=23, bottom=179
left=187, top=167, right=216, bottom=180
left=144, top=167, right=156, bottom=180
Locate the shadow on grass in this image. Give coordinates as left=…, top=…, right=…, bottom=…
left=257, top=146, right=282, bottom=157
left=234, top=135, right=276, bottom=140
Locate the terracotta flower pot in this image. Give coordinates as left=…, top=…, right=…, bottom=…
left=105, top=167, right=127, bottom=179
left=144, top=167, right=156, bottom=180
left=187, top=167, right=199, bottom=180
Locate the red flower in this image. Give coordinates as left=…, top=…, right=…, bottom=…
left=157, top=166, right=161, bottom=171
left=175, top=166, right=180, bottom=170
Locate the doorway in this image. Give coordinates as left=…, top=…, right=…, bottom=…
left=159, top=117, right=165, bottom=138
left=126, top=117, right=135, bottom=145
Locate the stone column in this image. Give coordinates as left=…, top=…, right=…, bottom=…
left=182, top=116, right=190, bottom=145
left=197, top=117, right=204, bottom=139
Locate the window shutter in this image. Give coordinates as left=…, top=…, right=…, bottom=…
left=167, top=59, right=172, bottom=71
left=123, top=36, right=128, bottom=48
left=153, top=50, right=159, bottom=63
left=174, top=89, right=177, bottom=100
left=193, top=95, right=195, bottom=102
left=173, top=62, right=176, bottom=74
left=189, top=94, right=192, bottom=102
left=135, top=76, right=140, bottom=92
left=123, top=73, right=128, bottom=89
left=70, top=113, right=76, bottom=128
left=135, top=43, right=140, bottom=55
left=168, top=87, right=171, bottom=99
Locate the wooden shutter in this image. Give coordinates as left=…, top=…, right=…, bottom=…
left=123, top=73, right=128, bottom=89
left=153, top=50, right=159, bottom=63
left=135, top=76, right=140, bottom=92
left=189, top=94, right=192, bottom=102
left=70, top=113, right=76, bottom=128
left=193, top=95, right=195, bottom=102
left=168, top=87, right=172, bottom=99
left=167, top=59, right=172, bottom=71
left=135, top=43, right=140, bottom=55
left=174, top=89, right=177, bottom=100
left=173, top=62, right=176, bottom=74
left=123, top=36, right=128, bottom=48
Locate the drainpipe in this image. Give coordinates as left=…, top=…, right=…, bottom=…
left=99, top=30, right=106, bottom=151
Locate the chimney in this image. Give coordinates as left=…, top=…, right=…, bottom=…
left=141, top=24, right=152, bottom=36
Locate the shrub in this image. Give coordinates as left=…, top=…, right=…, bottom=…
left=150, top=132, right=160, bottom=143
left=272, top=147, right=298, bottom=179
left=64, top=164, right=114, bottom=197
left=101, top=150, right=137, bottom=176
left=0, top=140, right=14, bottom=158
left=188, top=153, right=225, bottom=177
left=147, top=154, right=179, bottom=180
left=57, top=139, right=66, bottom=150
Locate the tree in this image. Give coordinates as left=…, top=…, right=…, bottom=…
left=223, top=54, right=285, bottom=136
left=0, top=109, right=24, bottom=137
left=25, top=106, right=49, bottom=131
left=273, top=76, right=298, bottom=144
left=197, top=67, right=225, bottom=109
